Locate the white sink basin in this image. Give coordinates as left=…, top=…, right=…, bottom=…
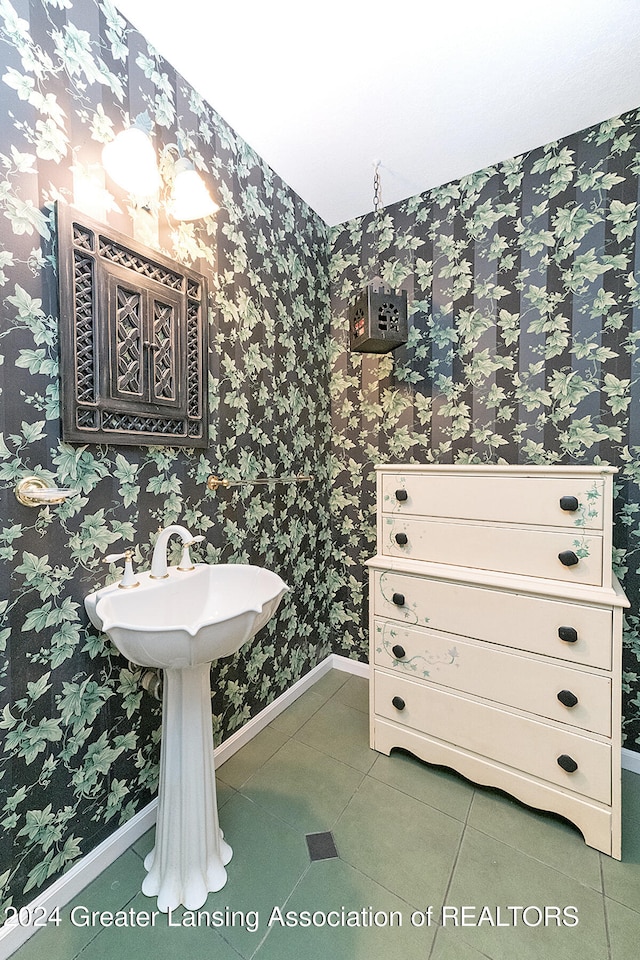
left=84, top=563, right=288, bottom=668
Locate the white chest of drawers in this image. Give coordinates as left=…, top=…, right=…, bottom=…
left=367, top=464, right=629, bottom=858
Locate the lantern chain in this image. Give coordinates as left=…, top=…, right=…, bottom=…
left=373, top=161, right=383, bottom=214
left=373, top=161, right=384, bottom=276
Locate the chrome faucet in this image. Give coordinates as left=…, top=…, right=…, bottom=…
left=150, top=525, right=205, bottom=579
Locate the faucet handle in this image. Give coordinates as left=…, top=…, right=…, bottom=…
left=104, top=548, right=136, bottom=563
left=103, top=548, right=139, bottom=589
left=177, top=536, right=205, bottom=572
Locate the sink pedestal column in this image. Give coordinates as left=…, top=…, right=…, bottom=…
left=142, top=662, right=232, bottom=912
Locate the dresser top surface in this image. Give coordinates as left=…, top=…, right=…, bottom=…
left=375, top=464, right=618, bottom=476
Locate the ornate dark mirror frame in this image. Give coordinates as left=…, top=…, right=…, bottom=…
left=56, top=203, right=210, bottom=448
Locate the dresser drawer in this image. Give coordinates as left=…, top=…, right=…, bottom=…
left=371, top=570, right=613, bottom=668
left=373, top=619, right=612, bottom=735
left=374, top=671, right=611, bottom=804
left=381, top=472, right=605, bottom=530
left=382, top=516, right=604, bottom=587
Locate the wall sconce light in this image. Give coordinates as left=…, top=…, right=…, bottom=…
left=102, top=125, right=161, bottom=197
left=168, top=157, right=220, bottom=221
left=102, top=119, right=219, bottom=222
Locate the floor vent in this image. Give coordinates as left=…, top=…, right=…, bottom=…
left=306, top=831, right=339, bottom=861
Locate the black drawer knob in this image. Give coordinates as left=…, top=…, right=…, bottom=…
left=558, top=550, right=579, bottom=567
left=392, top=592, right=405, bottom=606
left=395, top=533, right=408, bottom=546
left=391, top=644, right=406, bottom=659
left=558, top=626, right=578, bottom=643
left=391, top=696, right=406, bottom=711
left=395, top=489, right=408, bottom=501
left=557, top=689, right=579, bottom=708
left=559, top=496, right=579, bottom=512
left=557, top=754, right=578, bottom=773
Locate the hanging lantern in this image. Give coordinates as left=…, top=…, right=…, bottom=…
left=349, top=162, right=408, bottom=354
left=349, top=283, right=408, bottom=353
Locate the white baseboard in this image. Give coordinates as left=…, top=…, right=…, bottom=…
left=331, top=653, right=370, bottom=679
left=0, top=653, right=364, bottom=958
left=622, top=746, right=640, bottom=775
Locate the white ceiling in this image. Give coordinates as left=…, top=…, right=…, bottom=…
left=113, top=0, right=640, bottom=226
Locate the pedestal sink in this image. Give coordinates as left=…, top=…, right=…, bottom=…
left=85, top=562, right=288, bottom=912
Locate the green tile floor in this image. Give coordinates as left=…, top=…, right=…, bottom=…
left=8, top=670, right=640, bottom=960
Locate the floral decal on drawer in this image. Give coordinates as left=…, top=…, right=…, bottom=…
left=378, top=572, right=430, bottom=625
left=385, top=518, right=409, bottom=552
left=573, top=483, right=602, bottom=528
left=571, top=535, right=591, bottom=560
left=383, top=475, right=409, bottom=512
left=376, top=622, right=460, bottom=679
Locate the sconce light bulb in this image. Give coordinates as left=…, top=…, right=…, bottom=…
left=102, top=127, right=161, bottom=196
left=169, top=158, right=219, bottom=221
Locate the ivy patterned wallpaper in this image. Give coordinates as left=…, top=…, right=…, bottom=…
left=0, top=0, right=332, bottom=915
left=329, top=109, right=640, bottom=752
left=2, top=0, right=640, bottom=926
